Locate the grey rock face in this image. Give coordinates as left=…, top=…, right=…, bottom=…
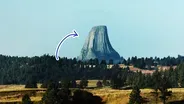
left=78, top=25, right=121, bottom=63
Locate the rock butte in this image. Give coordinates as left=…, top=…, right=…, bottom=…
left=78, top=25, right=121, bottom=63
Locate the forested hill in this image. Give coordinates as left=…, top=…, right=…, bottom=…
left=0, top=54, right=184, bottom=85
left=124, top=55, right=184, bottom=69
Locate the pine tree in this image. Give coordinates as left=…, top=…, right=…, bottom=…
left=134, top=71, right=144, bottom=88
left=152, top=69, right=161, bottom=104
left=71, top=80, right=77, bottom=88
left=111, top=73, right=123, bottom=89
left=178, top=63, right=184, bottom=87
left=96, top=80, right=103, bottom=88
left=102, top=76, right=110, bottom=86
left=22, top=94, right=32, bottom=104
left=167, top=67, right=178, bottom=88
left=41, top=83, right=71, bottom=104
left=129, top=86, right=142, bottom=104
left=25, top=76, right=37, bottom=88
left=79, top=78, right=88, bottom=89
left=159, top=74, right=172, bottom=104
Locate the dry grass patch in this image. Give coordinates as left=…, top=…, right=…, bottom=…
left=0, top=84, right=43, bottom=92
left=1, top=83, right=184, bottom=104
left=87, top=88, right=184, bottom=104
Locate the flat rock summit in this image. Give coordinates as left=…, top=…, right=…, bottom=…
left=78, top=25, right=121, bottom=63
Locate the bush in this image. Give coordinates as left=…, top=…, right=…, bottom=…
left=70, top=80, right=77, bottom=88
left=79, top=78, right=88, bottom=89
left=25, top=77, right=37, bottom=88
left=22, top=94, right=32, bottom=104
left=73, top=90, right=104, bottom=104
left=40, top=81, right=48, bottom=88
left=102, top=79, right=110, bottom=86
left=96, top=80, right=103, bottom=88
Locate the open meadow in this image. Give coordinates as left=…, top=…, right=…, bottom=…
left=1, top=80, right=184, bottom=104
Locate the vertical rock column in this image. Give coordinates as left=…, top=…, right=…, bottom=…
left=78, top=25, right=121, bottom=63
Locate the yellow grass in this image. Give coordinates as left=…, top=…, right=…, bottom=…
left=0, top=84, right=44, bottom=103
left=87, top=88, right=184, bottom=104
left=87, top=88, right=131, bottom=104
left=1, top=81, right=184, bottom=104
left=0, top=96, right=42, bottom=103
left=87, top=80, right=101, bottom=87
left=76, top=80, right=101, bottom=87
left=0, top=84, right=43, bottom=92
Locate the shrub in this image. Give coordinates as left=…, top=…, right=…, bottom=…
left=22, top=94, right=32, bottom=104
left=96, top=80, right=103, bottom=88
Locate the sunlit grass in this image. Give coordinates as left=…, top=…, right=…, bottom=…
left=1, top=81, right=184, bottom=104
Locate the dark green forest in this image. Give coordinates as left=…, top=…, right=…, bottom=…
left=0, top=54, right=184, bottom=89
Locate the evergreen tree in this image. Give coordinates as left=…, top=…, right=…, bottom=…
left=79, top=78, right=88, bottom=89
left=41, top=82, right=71, bottom=104
left=129, top=86, right=142, bottom=104
left=134, top=71, right=144, bottom=88
left=71, top=80, right=77, bottom=88
left=100, top=60, right=107, bottom=65
left=60, top=79, right=70, bottom=88
left=41, top=89, right=59, bottom=104
left=22, top=94, right=32, bottom=104
left=122, top=59, right=127, bottom=65
left=167, top=67, right=178, bottom=88
left=96, top=80, right=103, bottom=88
left=111, top=73, right=123, bottom=89
left=72, top=90, right=104, bottom=104
left=177, top=63, right=184, bottom=87
left=159, top=75, right=172, bottom=104
left=102, top=77, right=110, bottom=86
left=152, top=69, right=161, bottom=104
left=25, top=76, right=37, bottom=88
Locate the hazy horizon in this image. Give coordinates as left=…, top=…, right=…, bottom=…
left=0, top=0, right=184, bottom=59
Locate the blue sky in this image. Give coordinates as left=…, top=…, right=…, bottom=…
left=0, top=0, right=184, bottom=59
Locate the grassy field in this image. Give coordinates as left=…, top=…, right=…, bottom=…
left=1, top=80, right=184, bottom=104
left=0, top=84, right=45, bottom=103
left=88, top=88, right=184, bottom=104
